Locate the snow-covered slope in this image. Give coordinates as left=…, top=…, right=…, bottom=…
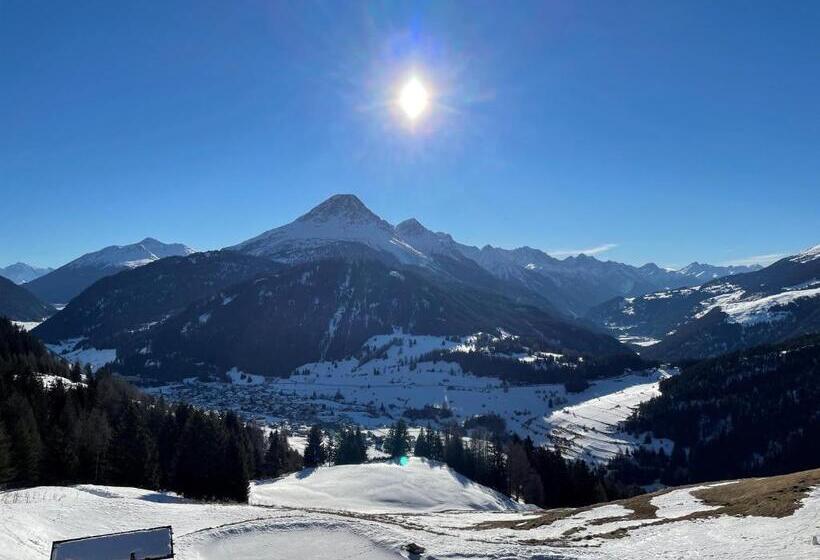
left=548, top=368, right=676, bottom=463
left=229, top=195, right=426, bottom=266
left=2, top=468, right=818, bottom=560
left=64, top=237, right=195, bottom=270
left=589, top=244, right=820, bottom=360
left=251, top=457, right=523, bottom=513
left=677, top=262, right=762, bottom=280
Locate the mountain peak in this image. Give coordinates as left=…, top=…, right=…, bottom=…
left=395, top=218, right=428, bottom=236
left=299, top=194, right=381, bottom=225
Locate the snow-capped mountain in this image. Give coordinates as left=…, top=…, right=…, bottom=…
left=64, top=237, right=195, bottom=269
left=229, top=195, right=427, bottom=266
left=229, top=194, right=754, bottom=316
left=676, top=262, right=762, bottom=280
left=588, top=244, right=820, bottom=360
left=0, top=262, right=53, bottom=284
left=0, top=275, right=55, bottom=322
left=26, top=237, right=195, bottom=304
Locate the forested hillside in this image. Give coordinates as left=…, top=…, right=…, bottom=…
left=619, top=334, right=820, bottom=485
left=0, top=318, right=300, bottom=501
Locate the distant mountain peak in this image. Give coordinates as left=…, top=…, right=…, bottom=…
left=298, top=194, right=382, bottom=225
left=0, top=262, right=54, bottom=284
left=395, top=218, right=427, bottom=235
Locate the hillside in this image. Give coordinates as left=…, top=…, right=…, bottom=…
left=251, top=457, right=523, bottom=513
left=119, top=259, right=626, bottom=380
left=622, top=334, right=820, bottom=485
left=0, top=275, right=55, bottom=322
left=1, top=467, right=817, bottom=559
left=33, top=250, right=281, bottom=349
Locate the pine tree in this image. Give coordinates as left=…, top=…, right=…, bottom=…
left=384, top=420, right=411, bottom=458
left=6, top=394, right=42, bottom=485
left=0, top=418, right=15, bottom=484
left=264, top=430, right=284, bottom=476
left=414, top=427, right=428, bottom=458
left=304, top=425, right=325, bottom=468
left=223, top=434, right=250, bottom=502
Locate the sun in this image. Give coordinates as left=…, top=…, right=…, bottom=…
left=398, top=76, right=429, bottom=121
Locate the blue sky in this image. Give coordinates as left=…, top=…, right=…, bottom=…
left=1, top=1, right=818, bottom=269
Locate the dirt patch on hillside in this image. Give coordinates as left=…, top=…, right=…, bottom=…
left=691, top=468, right=820, bottom=519
left=475, top=467, right=820, bottom=544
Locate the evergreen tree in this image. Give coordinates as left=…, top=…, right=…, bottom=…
left=108, top=403, right=160, bottom=490
left=384, top=420, right=411, bottom=458
left=304, top=425, right=326, bottom=468
left=414, top=427, right=428, bottom=458
left=263, top=430, right=284, bottom=477
left=79, top=407, right=111, bottom=483
left=6, top=394, right=42, bottom=485
left=0, top=418, right=15, bottom=484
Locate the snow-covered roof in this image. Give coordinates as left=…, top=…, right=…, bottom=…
left=50, top=526, right=173, bottom=560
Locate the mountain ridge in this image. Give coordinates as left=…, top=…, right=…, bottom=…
left=26, top=237, right=195, bottom=304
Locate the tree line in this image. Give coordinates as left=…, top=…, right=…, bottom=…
left=299, top=418, right=640, bottom=509
left=0, top=318, right=302, bottom=502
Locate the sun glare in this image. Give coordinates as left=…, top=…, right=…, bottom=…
left=398, top=76, right=429, bottom=121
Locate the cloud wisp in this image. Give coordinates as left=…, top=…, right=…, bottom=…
left=550, top=243, right=618, bottom=258
left=721, top=253, right=787, bottom=267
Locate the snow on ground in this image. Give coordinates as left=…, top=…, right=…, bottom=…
left=547, top=368, right=676, bottom=463
left=251, top=457, right=524, bottom=513
left=617, top=334, right=661, bottom=347
left=45, top=338, right=116, bottom=371
left=2, top=469, right=818, bottom=560
left=11, top=320, right=41, bottom=331
left=650, top=482, right=736, bottom=519
left=37, top=373, right=85, bottom=390
left=719, top=286, right=820, bottom=325
left=147, top=333, right=669, bottom=462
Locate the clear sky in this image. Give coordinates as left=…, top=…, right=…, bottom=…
left=2, top=1, right=818, bottom=269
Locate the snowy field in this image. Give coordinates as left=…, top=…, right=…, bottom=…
left=1, top=460, right=818, bottom=560
left=45, top=338, right=116, bottom=372
left=547, top=368, right=675, bottom=463
left=144, top=333, right=672, bottom=461
left=251, top=458, right=524, bottom=513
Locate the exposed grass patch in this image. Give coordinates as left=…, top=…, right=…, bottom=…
left=474, top=467, right=820, bottom=545
left=691, top=468, right=820, bottom=519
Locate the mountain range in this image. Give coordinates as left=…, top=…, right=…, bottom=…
left=588, top=245, right=820, bottom=360
left=0, top=262, right=53, bottom=284
left=226, top=194, right=759, bottom=317
left=25, top=237, right=195, bottom=304
left=24, top=195, right=819, bottom=378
